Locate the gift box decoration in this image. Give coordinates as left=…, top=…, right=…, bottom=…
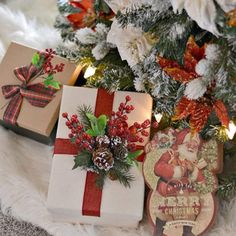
left=0, top=42, right=81, bottom=144
left=47, top=86, right=153, bottom=227
left=143, top=128, right=223, bottom=236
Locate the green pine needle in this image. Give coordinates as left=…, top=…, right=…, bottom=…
left=77, top=105, right=93, bottom=129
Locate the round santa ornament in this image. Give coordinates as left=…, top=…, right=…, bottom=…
left=143, top=128, right=223, bottom=236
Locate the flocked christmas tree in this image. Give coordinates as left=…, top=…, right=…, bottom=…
left=54, top=0, right=236, bottom=198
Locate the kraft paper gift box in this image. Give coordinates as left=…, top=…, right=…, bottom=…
left=46, top=86, right=153, bottom=227
left=0, top=42, right=81, bottom=144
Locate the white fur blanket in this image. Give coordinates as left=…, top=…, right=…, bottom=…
left=0, top=1, right=236, bottom=235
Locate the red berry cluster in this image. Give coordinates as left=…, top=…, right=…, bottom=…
left=40, top=48, right=65, bottom=75
left=108, top=95, right=151, bottom=151
left=62, top=112, right=93, bottom=152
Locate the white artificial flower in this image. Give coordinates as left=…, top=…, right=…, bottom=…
left=170, top=0, right=236, bottom=35
left=107, top=20, right=152, bottom=67
left=184, top=77, right=208, bottom=100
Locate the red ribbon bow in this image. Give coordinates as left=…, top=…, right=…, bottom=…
left=2, top=64, right=57, bottom=125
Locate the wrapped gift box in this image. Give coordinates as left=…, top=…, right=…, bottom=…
left=46, top=86, right=153, bottom=227
left=0, top=42, right=81, bottom=144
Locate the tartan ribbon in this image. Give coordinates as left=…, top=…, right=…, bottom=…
left=2, top=64, right=57, bottom=125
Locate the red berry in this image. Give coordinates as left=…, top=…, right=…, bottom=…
left=141, top=130, right=149, bottom=137
left=83, top=142, right=89, bottom=148
left=116, top=111, right=122, bottom=117
left=68, top=133, right=74, bottom=138
left=62, top=112, right=68, bottom=118
left=125, top=95, right=131, bottom=101
left=72, top=114, right=78, bottom=119
left=111, top=111, right=115, bottom=116
left=130, top=105, right=134, bottom=110
left=120, top=102, right=125, bottom=108
left=139, top=138, right=144, bottom=143
left=76, top=138, right=81, bottom=144
left=134, top=122, right=141, bottom=128
left=123, top=115, right=128, bottom=120
left=66, top=121, right=71, bottom=126
left=77, top=125, right=82, bottom=131
left=152, top=121, right=159, bottom=128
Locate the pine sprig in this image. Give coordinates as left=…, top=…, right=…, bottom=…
left=78, top=105, right=93, bottom=129
left=218, top=174, right=236, bottom=199
left=57, top=0, right=80, bottom=14
left=110, top=168, right=134, bottom=188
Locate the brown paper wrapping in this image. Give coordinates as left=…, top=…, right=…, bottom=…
left=0, top=42, right=81, bottom=143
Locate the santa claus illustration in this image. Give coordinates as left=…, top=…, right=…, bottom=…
left=153, top=129, right=209, bottom=236
left=154, top=129, right=206, bottom=196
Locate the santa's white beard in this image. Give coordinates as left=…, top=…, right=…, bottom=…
left=178, top=145, right=198, bottom=162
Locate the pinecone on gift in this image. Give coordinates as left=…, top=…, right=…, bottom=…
left=110, top=136, right=123, bottom=147
left=93, top=147, right=114, bottom=171
left=113, top=143, right=128, bottom=160
left=95, top=135, right=110, bottom=148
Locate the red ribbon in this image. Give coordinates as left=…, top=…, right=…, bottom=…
left=54, top=88, right=114, bottom=217
left=2, top=64, right=57, bottom=125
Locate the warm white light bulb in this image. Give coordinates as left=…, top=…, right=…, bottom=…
left=154, top=113, right=163, bottom=123
left=84, top=66, right=96, bottom=78
left=226, top=121, right=236, bottom=140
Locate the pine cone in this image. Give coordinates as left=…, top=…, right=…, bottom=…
left=96, top=135, right=110, bottom=148
left=93, top=147, right=114, bottom=171
left=110, top=136, right=122, bottom=147
left=113, top=143, right=128, bottom=160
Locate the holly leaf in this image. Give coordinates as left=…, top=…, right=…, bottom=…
left=32, top=52, right=45, bottom=68
left=97, top=115, right=107, bottom=134
left=86, top=129, right=97, bottom=137
left=126, top=150, right=143, bottom=166
left=44, top=75, right=61, bottom=90
left=86, top=113, right=100, bottom=135
left=72, top=151, right=92, bottom=170
left=32, top=52, right=40, bottom=65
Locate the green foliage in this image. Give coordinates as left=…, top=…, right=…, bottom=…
left=85, top=113, right=107, bottom=136
left=153, top=11, right=194, bottom=65
left=95, top=170, right=106, bottom=188
left=78, top=105, right=93, bottom=129
left=218, top=174, right=236, bottom=199
left=32, top=52, right=45, bottom=68
left=73, top=151, right=93, bottom=170
left=94, top=0, right=110, bottom=14
left=44, top=74, right=61, bottom=89
left=126, top=150, right=143, bottom=166
left=56, top=44, right=93, bottom=63
left=57, top=0, right=80, bottom=14
left=110, top=168, right=134, bottom=188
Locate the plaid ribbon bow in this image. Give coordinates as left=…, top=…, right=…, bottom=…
left=2, top=64, right=57, bottom=125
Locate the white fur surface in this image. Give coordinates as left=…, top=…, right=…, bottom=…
left=0, top=1, right=235, bottom=236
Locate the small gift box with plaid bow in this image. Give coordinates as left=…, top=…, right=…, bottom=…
left=0, top=42, right=80, bottom=144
